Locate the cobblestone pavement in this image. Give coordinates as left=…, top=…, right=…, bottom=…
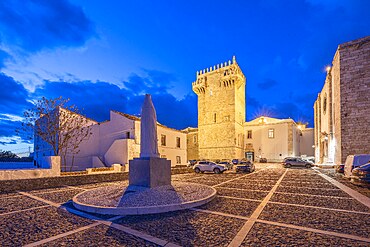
left=1, top=163, right=369, bottom=246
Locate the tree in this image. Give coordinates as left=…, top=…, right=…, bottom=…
left=0, top=150, right=19, bottom=159
left=17, top=96, right=93, bottom=171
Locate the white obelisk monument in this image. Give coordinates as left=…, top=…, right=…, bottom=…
left=128, top=94, right=171, bottom=190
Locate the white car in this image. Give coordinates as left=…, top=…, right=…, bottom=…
left=193, top=161, right=227, bottom=174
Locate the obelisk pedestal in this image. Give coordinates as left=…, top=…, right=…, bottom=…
left=128, top=94, right=171, bottom=190
left=129, top=157, right=171, bottom=188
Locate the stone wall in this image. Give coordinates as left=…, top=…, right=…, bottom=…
left=287, top=123, right=293, bottom=156
left=332, top=49, right=342, bottom=165
left=314, top=36, right=370, bottom=165
left=339, top=36, right=370, bottom=164
left=0, top=167, right=192, bottom=193
left=193, top=58, right=246, bottom=160
left=0, top=156, right=60, bottom=181
left=185, top=129, right=199, bottom=160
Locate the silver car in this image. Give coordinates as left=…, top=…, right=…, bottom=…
left=282, top=157, right=313, bottom=168
left=193, top=161, right=227, bottom=174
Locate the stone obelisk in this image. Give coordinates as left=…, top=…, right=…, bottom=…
left=128, top=94, right=171, bottom=190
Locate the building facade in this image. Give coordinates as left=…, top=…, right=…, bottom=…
left=244, top=117, right=313, bottom=162
left=190, top=56, right=314, bottom=162
left=35, top=109, right=187, bottom=171
left=186, top=116, right=314, bottom=162
left=314, top=36, right=370, bottom=165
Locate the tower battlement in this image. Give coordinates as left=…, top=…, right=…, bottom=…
left=191, top=56, right=246, bottom=161
left=192, top=56, right=246, bottom=95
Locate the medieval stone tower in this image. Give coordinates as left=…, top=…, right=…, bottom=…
left=192, top=56, right=246, bottom=160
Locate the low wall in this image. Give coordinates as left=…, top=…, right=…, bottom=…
left=0, top=156, right=60, bottom=181
left=0, top=166, right=192, bottom=193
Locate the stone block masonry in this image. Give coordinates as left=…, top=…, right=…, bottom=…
left=314, top=36, right=370, bottom=165
left=339, top=37, right=370, bottom=164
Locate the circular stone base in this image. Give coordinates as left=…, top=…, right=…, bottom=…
left=72, top=182, right=216, bottom=215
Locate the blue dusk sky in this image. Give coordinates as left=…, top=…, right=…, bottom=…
left=0, top=0, right=369, bottom=153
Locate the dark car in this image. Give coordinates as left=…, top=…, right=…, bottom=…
left=259, top=158, right=267, bottom=163
left=282, top=157, right=313, bottom=168
left=217, top=161, right=233, bottom=170
left=335, top=164, right=345, bottom=173
left=232, top=159, right=239, bottom=165
left=236, top=161, right=255, bottom=173
left=351, top=162, right=370, bottom=186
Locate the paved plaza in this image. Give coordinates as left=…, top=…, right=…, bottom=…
left=1, top=164, right=370, bottom=246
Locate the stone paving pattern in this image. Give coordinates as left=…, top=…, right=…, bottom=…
left=1, top=164, right=370, bottom=246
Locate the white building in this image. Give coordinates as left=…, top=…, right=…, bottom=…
left=35, top=109, right=187, bottom=171
left=185, top=116, right=314, bottom=162
left=244, top=116, right=314, bottom=162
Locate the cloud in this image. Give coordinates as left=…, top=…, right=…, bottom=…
left=32, top=70, right=197, bottom=129
left=0, top=136, right=31, bottom=146
left=33, top=80, right=128, bottom=122
left=123, top=69, right=176, bottom=95
left=0, top=73, right=32, bottom=115
left=153, top=93, right=197, bottom=129
left=257, top=79, right=278, bottom=90
left=0, top=0, right=96, bottom=53
left=0, top=49, right=10, bottom=68
left=246, top=95, right=261, bottom=108
left=0, top=118, right=24, bottom=139
left=0, top=139, right=17, bottom=145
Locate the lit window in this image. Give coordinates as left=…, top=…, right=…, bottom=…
left=176, top=137, right=181, bottom=148
left=176, top=156, right=181, bottom=164
left=247, top=130, right=252, bottom=139
left=268, top=129, right=275, bottom=138
left=161, top=134, right=166, bottom=146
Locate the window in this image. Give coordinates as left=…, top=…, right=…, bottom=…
left=268, top=129, right=275, bottom=138
left=323, top=94, right=327, bottom=115
left=213, top=113, right=217, bottom=123
left=161, top=134, right=166, bottom=146
left=126, top=132, right=130, bottom=139
left=176, top=156, right=181, bottom=164
left=176, top=137, right=181, bottom=148
left=247, top=130, right=252, bottom=139
left=193, top=135, right=197, bottom=143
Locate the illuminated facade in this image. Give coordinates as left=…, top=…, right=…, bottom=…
left=35, top=109, right=187, bottom=171
left=192, top=56, right=245, bottom=160
left=314, top=36, right=370, bottom=165
left=190, top=57, right=314, bottom=162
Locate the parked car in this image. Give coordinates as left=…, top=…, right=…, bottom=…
left=351, top=162, right=370, bottom=186
left=259, top=158, right=267, bottom=163
left=187, top=160, right=197, bottom=168
left=335, top=164, right=345, bottom=173
left=344, top=154, right=370, bottom=178
left=231, top=159, right=239, bottom=165
left=301, top=156, right=315, bottom=163
left=282, top=157, right=313, bottom=168
left=217, top=160, right=233, bottom=170
left=193, top=161, right=227, bottom=174
left=236, top=160, right=255, bottom=173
